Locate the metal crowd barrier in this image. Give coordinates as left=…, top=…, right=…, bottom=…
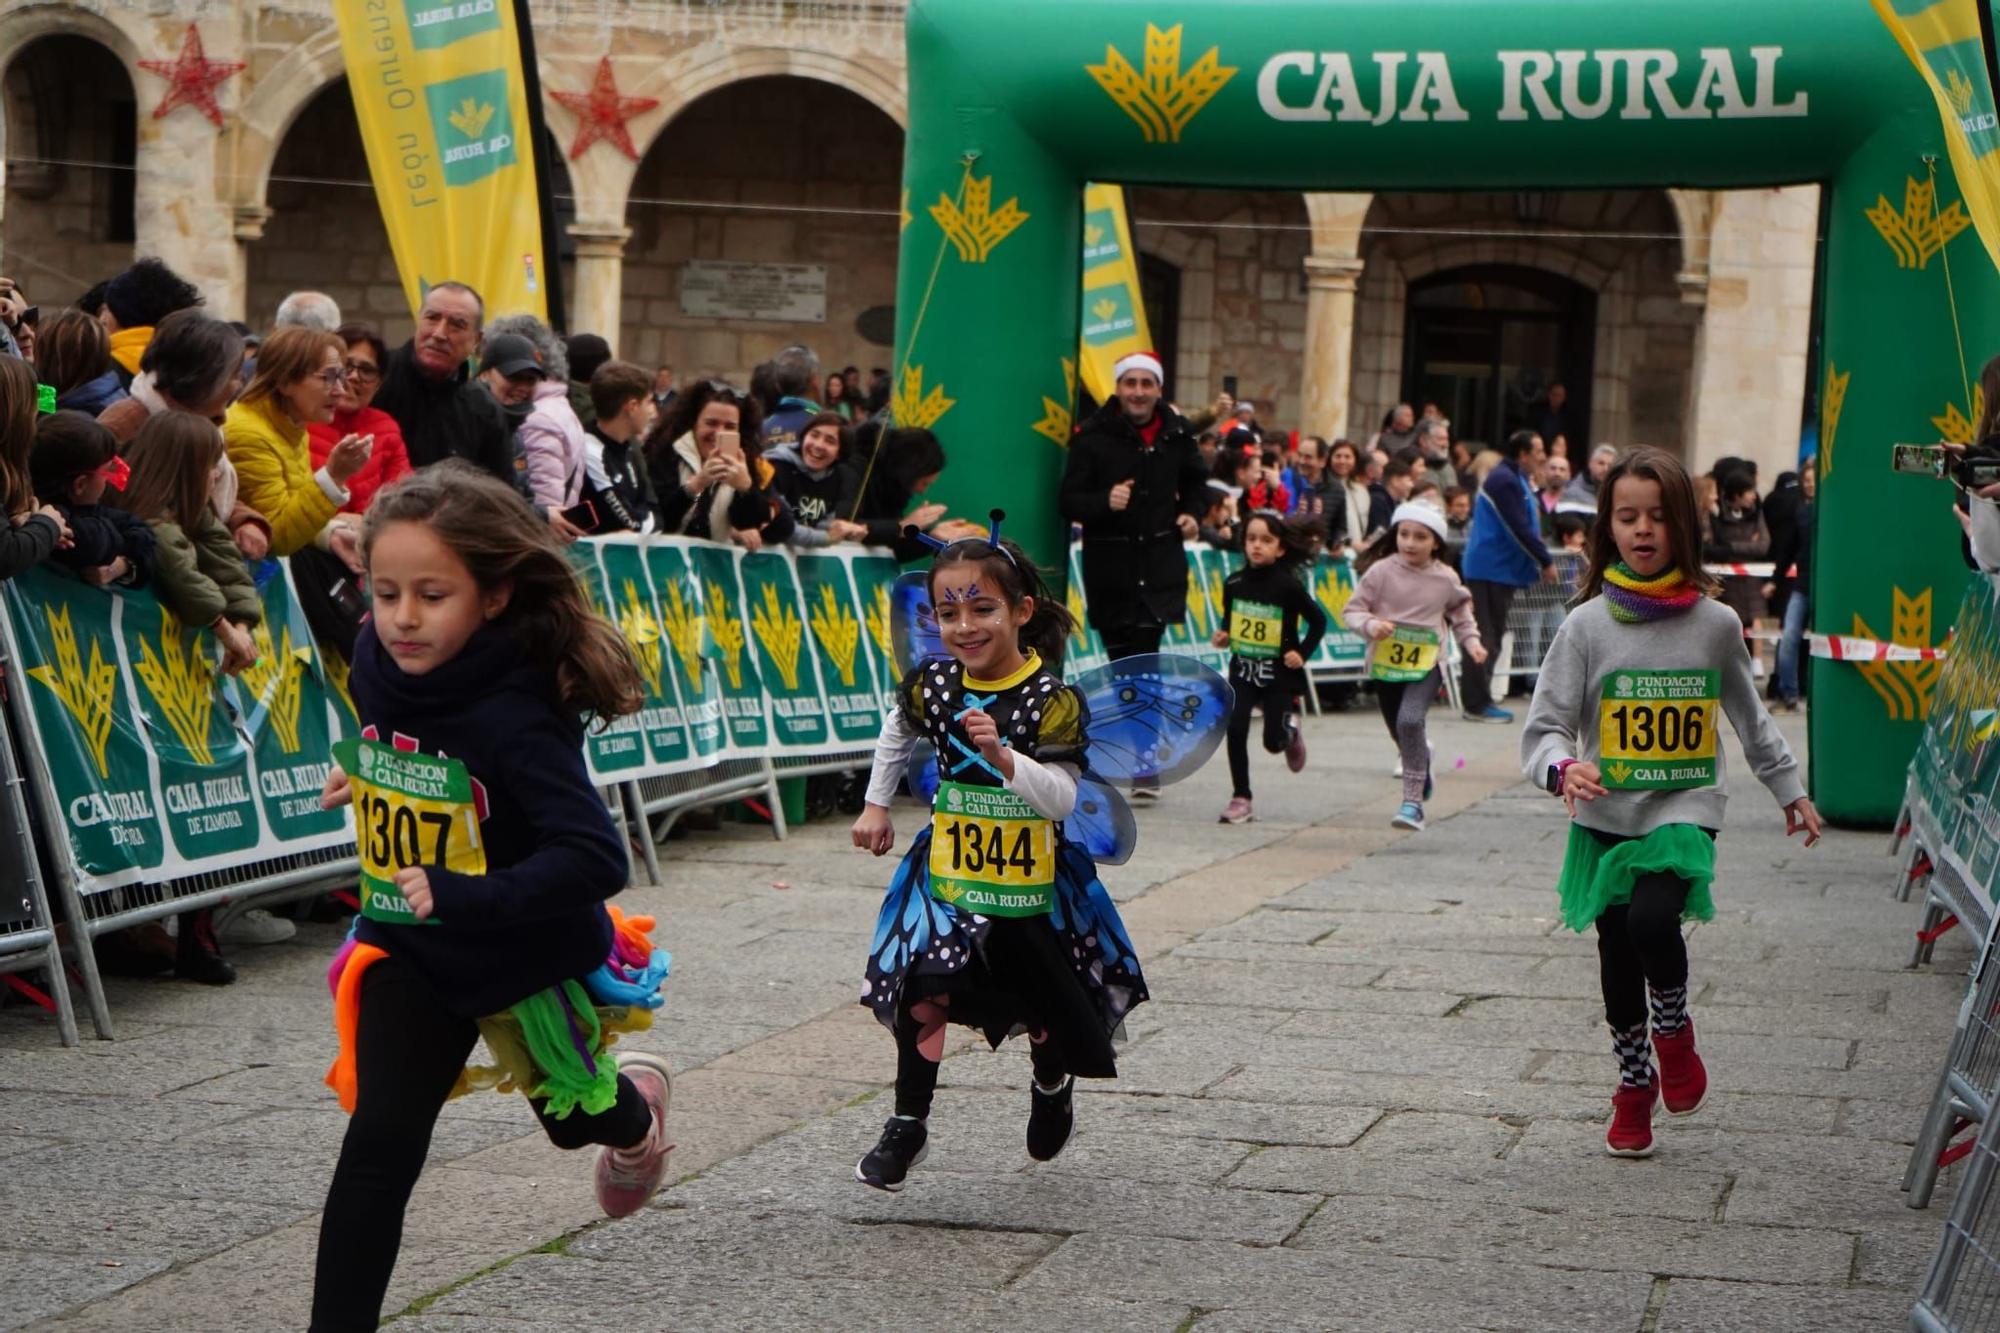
left=0, top=684, right=78, bottom=1044
left=1914, top=1090, right=2000, bottom=1329
left=1907, top=907, right=2000, bottom=1209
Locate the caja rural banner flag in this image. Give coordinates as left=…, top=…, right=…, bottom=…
left=332, top=0, right=550, bottom=320
left=1873, top=0, right=2000, bottom=275
left=1077, top=183, right=1156, bottom=403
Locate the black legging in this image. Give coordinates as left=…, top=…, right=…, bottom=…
left=1225, top=661, right=1294, bottom=800
left=310, top=957, right=652, bottom=1332
left=893, top=999, right=1064, bottom=1120
left=1459, top=579, right=1516, bottom=712
left=1594, top=871, right=1691, bottom=1031
left=1100, top=624, right=1164, bottom=662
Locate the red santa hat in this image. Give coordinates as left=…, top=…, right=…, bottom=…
left=1112, top=351, right=1165, bottom=384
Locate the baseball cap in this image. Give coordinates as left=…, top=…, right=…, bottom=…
left=478, top=333, right=545, bottom=378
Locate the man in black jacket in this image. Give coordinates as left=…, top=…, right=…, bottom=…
left=1059, top=352, right=1206, bottom=662
left=371, top=281, right=515, bottom=486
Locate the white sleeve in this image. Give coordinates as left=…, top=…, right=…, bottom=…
left=1004, top=753, right=1080, bottom=821
left=1971, top=494, right=2000, bottom=574
left=863, top=703, right=919, bottom=807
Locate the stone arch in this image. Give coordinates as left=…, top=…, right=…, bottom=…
left=627, top=47, right=906, bottom=166
left=232, top=24, right=348, bottom=223
left=0, top=4, right=146, bottom=82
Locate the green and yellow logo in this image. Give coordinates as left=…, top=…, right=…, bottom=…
left=26, top=603, right=118, bottom=778
left=807, top=583, right=862, bottom=688
left=863, top=582, right=894, bottom=669
left=703, top=580, right=748, bottom=689
left=658, top=579, right=706, bottom=687
left=617, top=579, right=667, bottom=700
left=1081, top=286, right=1139, bottom=347
left=239, top=621, right=312, bottom=754
left=750, top=580, right=805, bottom=692
left=132, top=608, right=219, bottom=764
left=1088, top=22, right=1237, bottom=144
left=1032, top=357, right=1078, bottom=448
left=1855, top=586, right=1944, bottom=722
left=1819, top=364, right=1850, bottom=478
left=404, top=0, right=501, bottom=52
left=1866, top=174, right=1972, bottom=270
left=892, top=365, right=955, bottom=431
left=929, top=173, right=1029, bottom=264
left=426, top=70, right=516, bottom=187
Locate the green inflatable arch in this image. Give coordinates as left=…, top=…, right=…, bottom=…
left=892, top=0, right=1999, bottom=824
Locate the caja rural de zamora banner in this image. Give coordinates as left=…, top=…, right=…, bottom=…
left=1, top=536, right=1368, bottom=897
left=331, top=0, right=550, bottom=320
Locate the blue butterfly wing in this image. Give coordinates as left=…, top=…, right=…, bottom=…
left=908, top=740, right=940, bottom=802
left=1066, top=772, right=1137, bottom=865
left=1071, top=653, right=1234, bottom=787
left=867, top=848, right=940, bottom=983
left=890, top=571, right=946, bottom=676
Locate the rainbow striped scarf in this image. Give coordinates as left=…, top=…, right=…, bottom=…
left=1603, top=562, right=1700, bottom=623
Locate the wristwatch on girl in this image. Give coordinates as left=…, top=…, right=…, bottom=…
left=1547, top=758, right=1579, bottom=795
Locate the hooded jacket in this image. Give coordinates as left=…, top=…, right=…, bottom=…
left=347, top=619, right=628, bottom=1018
left=765, top=440, right=859, bottom=547
left=147, top=510, right=262, bottom=628
left=56, top=370, right=127, bottom=418
left=516, top=379, right=589, bottom=509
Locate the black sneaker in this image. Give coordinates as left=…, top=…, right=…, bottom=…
left=1026, top=1076, right=1075, bottom=1161
left=855, top=1116, right=928, bottom=1191
left=173, top=909, right=236, bottom=986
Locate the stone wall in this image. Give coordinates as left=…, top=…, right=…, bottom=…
left=0, top=36, right=139, bottom=303
left=616, top=76, right=903, bottom=381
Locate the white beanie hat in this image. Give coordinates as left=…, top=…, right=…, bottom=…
left=1389, top=500, right=1448, bottom=544
left=1112, top=351, right=1164, bottom=384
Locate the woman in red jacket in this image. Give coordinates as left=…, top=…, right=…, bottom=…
left=308, top=323, right=411, bottom=516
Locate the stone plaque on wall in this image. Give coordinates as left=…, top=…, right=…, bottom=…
left=680, top=261, right=828, bottom=323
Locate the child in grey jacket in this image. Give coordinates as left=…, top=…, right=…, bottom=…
left=1521, top=447, right=1821, bottom=1160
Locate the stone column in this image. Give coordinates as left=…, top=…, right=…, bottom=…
left=568, top=222, right=631, bottom=348
left=1300, top=254, right=1364, bottom=441
left=228, top=206, right=272, bottom=324
left=133, top=109, right=243, bottom=316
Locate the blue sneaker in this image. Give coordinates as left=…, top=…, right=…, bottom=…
left=1465, top=706, right=1514, bottom=724
left=1392, top=802, right=1426, bottom=831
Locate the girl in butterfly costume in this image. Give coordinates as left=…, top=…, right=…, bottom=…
left=849, top=514, right=1230, bottom=1191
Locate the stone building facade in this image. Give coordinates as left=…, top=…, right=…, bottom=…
left=0, top=0, right=1816, bottom=478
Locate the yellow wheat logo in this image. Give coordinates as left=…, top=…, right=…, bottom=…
left=750, top=582, right=804, bottom=692
left=26, top=604, right=119, bottom=778
left=892, top=365, right=955, bottom=431
left=1949, top=68, right=1979, bottom=117
left=617, top=579, right=666, bottom=700
left=704, top=580, right=747, bottom=689
left=1067, top=578, right=1090, bottom=651
left=1314, top=567, right=1354, bottom=618
left=1867, top=176, right=1972, bottom=269
left=807, top=584, right=861, bottom=688
left=1032, top=357, right=1078, bottom=447
left=239, top=622, right=308, bottom=754
left=1085, top=223, right=1106, bottom=247
left=1604, top=760, right=1635, bottom=785
left=1088, top=22, right=1237, bottom=144
left=1820, top=365, right=1850, bottom=477
left=1855, top=586, right=1943, bottom=721
left=132, top=608, right=217, bottom=764
left=864, top=583, right=894, bottom=667
left=929, top=173, right=1030, bottom=264
left=658, top=579, right=706, bottom=686
left=1933, top=385, right=1987, bottom=446
left=448, top=98, right=495, bottom=140
left=1205, top=569, right=1226, bottom=624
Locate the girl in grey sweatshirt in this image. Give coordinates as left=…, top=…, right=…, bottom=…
left=1520, top=447, right=1821, bottom=1160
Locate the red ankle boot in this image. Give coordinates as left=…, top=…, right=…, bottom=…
left=1606, top=1081, right=1657, bottom=1157
left=1654, top=1022, right=1708, bottom=1117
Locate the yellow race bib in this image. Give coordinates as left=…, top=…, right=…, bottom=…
left=1598, top=670, right=1720, bottom=790
left=1370, top=625, right=1440, bottom=682
left=333, top=737, right=487, bottom=924
left=1230, top=598, right=1284, bottom=660
left=929, top=780, right=1055, bottom=917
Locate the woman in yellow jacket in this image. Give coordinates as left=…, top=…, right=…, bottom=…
left=223, top=326, right=374, bottom=560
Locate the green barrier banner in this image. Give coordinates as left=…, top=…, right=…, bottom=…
left=1064, top=543, right=1108, bottom=673
left=687, top=542, right=772, bottom=755
left=226, top=572, right=347, bottom=845
left=595, top=538, right=696, bottom=774
left=847, top=551, right=906, bottom=714
left=797, top=551, right=885, bottom=748
left=2, top=566, right=167, bottom=885
left=1908, top=573, right=2000, bottom=895
left=643, top=539, right=727, bottom=763
left=114, top=588, right=262, bottom=864
left=566, top=545, right=652, bottom=779
left=1309, top=557, right=1368, bottom=667
left=740, top=550, right=833, bottom=752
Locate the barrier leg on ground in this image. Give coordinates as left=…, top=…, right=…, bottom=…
left=0, top=705, right=77, bottom=1046
left=1906, top=915, right=2000, bottom=1209
left=1913, top=1078, right=2000, bottom=1326
left=621, top=782, right=663, bottom=887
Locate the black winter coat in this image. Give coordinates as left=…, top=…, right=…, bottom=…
left=1060, top=402, right=1207, bottom=632
left=373, top=343, right=516, bottom=486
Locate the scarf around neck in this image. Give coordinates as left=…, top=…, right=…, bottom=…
left=1603, top=562, right=1701, bottom=623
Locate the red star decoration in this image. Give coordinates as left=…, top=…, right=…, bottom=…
left=139, top=24, right=244, bottom=128
left=551, top=58, right=659, bottom=160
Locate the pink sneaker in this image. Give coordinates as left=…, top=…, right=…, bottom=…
left=1219, top=796, right=1254, bottom=824
left=595, top=1051, right=673, bottom=1218
left=1285, top=726, right=1307, bottom=773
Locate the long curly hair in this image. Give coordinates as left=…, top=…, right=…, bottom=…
left=644, top=379, right=765, bottom=480
left=362, top=461, right=643, bottom=725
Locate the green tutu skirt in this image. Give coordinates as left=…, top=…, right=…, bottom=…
left=1555, top=822, right=1716, bottom=934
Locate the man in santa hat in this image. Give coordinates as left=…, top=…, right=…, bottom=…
left=1059, top=352, right=1210, bottom=790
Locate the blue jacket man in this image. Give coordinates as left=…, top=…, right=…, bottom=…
left=1459, top=429, right=1555, bottom=721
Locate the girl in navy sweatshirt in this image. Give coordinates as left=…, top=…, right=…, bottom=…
left=310, top=462, right=668, bottom=1332
left=1211, top=510, right=1328, bottom=824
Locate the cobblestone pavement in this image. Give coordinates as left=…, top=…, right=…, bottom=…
left=0, top=707, right=1969, bottom=1331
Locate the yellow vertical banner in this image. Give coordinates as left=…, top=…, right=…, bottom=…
left=330, top=0, right=549, bottom=320
left=1872, top=0, right=2000, bottom=274
left=1078, top=183, right=1155, bottom=403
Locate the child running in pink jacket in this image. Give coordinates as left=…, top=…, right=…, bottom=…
left=1344, top=501, right=1488, bottom=830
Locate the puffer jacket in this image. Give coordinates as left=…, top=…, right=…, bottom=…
left=223, top=394, right=341, bottom=557
left=516, top=379, right=589, bottom=509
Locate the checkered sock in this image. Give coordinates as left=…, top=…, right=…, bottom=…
left=1611, top=1023, right=1653, bottom=1087
left=1648, top=983, right=1689, bottom=1037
